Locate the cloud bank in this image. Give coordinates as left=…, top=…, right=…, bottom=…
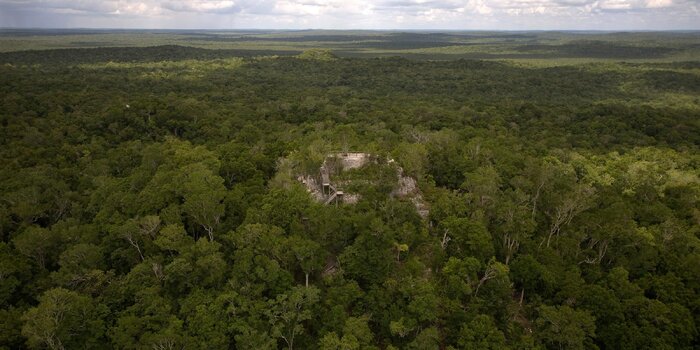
left=0, top=0, right=698, bottom=30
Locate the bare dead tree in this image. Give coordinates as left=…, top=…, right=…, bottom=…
left=138, top=216, right=161, bottom=240
left=503, top=233, right=520, bottom=265
left=541, top=185, right=595, bottom=249
left=578, top=238, right=609, bottom=265
left=123, top=230, right=144, bottom=262
left=475, top=263, right=499, bottom=296
left=440, top=228, right=451, bottom=250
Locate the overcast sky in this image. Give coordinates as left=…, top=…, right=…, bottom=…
left=0, top=0, right=698, bottom=30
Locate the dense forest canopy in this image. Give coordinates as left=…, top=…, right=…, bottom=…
left=0, top=30, right=698, bottom=349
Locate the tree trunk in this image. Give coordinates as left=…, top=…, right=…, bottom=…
left=125, top=234, right=144, bottom=261
left=531, top=181, right=544, bottom=220
left=441, top=229, right=450, bottom=250
left=204, top=225, right=215, bottom=242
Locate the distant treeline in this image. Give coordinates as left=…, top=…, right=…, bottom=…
left=0, top=45, right=301, bottom=65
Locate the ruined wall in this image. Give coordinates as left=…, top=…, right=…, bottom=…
left=296, top=153, right=428, bottom=218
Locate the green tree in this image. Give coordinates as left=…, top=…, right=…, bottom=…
left=288, top=235, right=324, bottom=287
left=442, top=256, right=481, bottom=299
left=319, top=315, right=375, bottom=350
left=0, top=242, right=30, bottom=306
left=319, top=332, right=359, bottom=350
left=407, top=327, right=440, bottom=350
left=339, top=231, right=393, bottom=286
left=181, top=162, right=226, bottom=241
left=267, top=285, right=320, bottom=350
left=51, top=243, right=110, bottom=294
left=110, top=288, right=192, bottom=350
left=462, top=165, right=501, bottom=209
left=12, top=226, right=62, bottom=270
left=163, top=239, right=227, bottom=294
left=441, top=216, right=494, bottom=262
left=457, top=314, right=508, bottom=350
left=535, top=305, right=596, bottom=350
left=22, top=288, right=107, bottom=349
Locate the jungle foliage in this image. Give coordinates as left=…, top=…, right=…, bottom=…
left=0, top=31, right=699, bottom=349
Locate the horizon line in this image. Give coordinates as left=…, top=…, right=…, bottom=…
left=2, top=27, right=700, bottom=32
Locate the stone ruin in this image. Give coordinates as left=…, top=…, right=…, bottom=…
left=297, top=152, right=429, bottom=219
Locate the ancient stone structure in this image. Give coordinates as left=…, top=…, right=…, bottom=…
left=297, top=152, right=428, bottom=218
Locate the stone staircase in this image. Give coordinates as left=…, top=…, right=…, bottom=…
left=324, top=183, right=343, bottom=205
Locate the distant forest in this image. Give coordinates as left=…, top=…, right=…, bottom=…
left=0, top=31, right=698, bottom=349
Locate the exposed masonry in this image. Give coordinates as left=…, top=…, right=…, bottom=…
left=297, top=152, right=429, bottom=218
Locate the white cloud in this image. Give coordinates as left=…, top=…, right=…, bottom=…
left=162, top=1, right=239, bottom=13
left=0, top=0, right=697, bottom=29
left=645, top=0, right=673, bottom=8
